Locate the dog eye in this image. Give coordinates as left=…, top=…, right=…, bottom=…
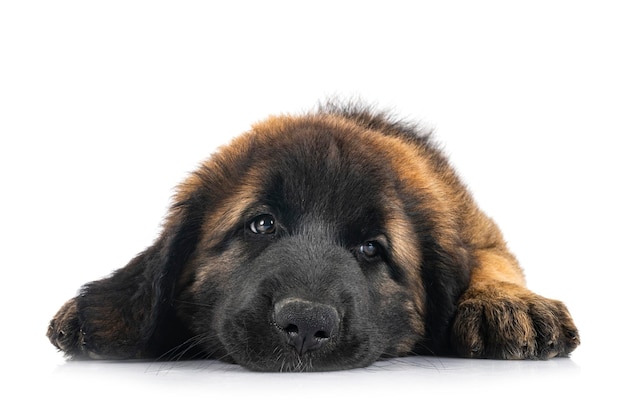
left=359, top=241, right=380, bottom=258
left=249, top=214, right=276, bottom=234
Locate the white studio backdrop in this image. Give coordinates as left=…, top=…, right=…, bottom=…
left=1, top=1, right=624, bottom=416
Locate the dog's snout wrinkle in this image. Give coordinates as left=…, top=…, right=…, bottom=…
left=273, top=298, right=339, bottom=355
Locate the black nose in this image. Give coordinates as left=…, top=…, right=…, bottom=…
left=274, top=299, right=339, bottom=355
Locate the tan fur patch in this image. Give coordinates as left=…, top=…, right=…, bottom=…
left=384, top=197, right=426, bottom=322
left=472, top=249, right=525, bottom=285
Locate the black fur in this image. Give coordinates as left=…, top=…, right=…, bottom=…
left=49, top=103, right=577, bottom=371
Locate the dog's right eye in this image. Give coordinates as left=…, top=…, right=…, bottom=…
left=249, top=214, right=276, bottom=234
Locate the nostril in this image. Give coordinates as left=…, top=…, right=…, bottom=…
left=284, top=324, right=299, bottom=335
left=314, top=330, right=329, bottom=339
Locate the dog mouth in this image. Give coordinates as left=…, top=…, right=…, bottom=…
left=217, top=296, right=379, bottom=372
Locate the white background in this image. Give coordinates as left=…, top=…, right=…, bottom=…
left=1, top=1, right=624, bottom=415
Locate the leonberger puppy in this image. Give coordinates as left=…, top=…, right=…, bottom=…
left=48, top=102, right=579, bottom=371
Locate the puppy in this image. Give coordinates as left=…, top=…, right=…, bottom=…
left=48, top=103, right=579, bottom=371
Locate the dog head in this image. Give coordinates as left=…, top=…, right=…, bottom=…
left=171, top=111, right=471, bottom=370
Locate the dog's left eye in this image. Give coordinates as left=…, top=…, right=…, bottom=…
left=359, top=241, right=380, bottom=258
left=249, top=214, right=276, bottom=234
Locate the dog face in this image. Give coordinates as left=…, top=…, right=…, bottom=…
left=48, top=104, right=579, bottom=371
left=174, top=116, right=442, bottom=371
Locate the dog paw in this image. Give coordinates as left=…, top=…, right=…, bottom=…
left=451, top=282, right=580, bottom=359
left=47, top=298, right=86, bottom=357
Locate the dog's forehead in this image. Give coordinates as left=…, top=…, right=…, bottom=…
left=253, top=115, right=393, bottom=176
left=249, top=117, right=394, bottom=214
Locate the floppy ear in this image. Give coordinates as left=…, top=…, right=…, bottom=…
left=414, top=227, right=472, bottom=356
left=47, top=198, right=202, bottom=359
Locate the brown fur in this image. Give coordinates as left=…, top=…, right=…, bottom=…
left=48, top=103, right=579, bottom=370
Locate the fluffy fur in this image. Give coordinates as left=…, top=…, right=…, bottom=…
left=48, top=102, right=579, bottom=371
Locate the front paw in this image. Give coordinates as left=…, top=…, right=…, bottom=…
left=451, top=282, right=580, bottom=359
left=47, top=298, right=86, bottom=357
